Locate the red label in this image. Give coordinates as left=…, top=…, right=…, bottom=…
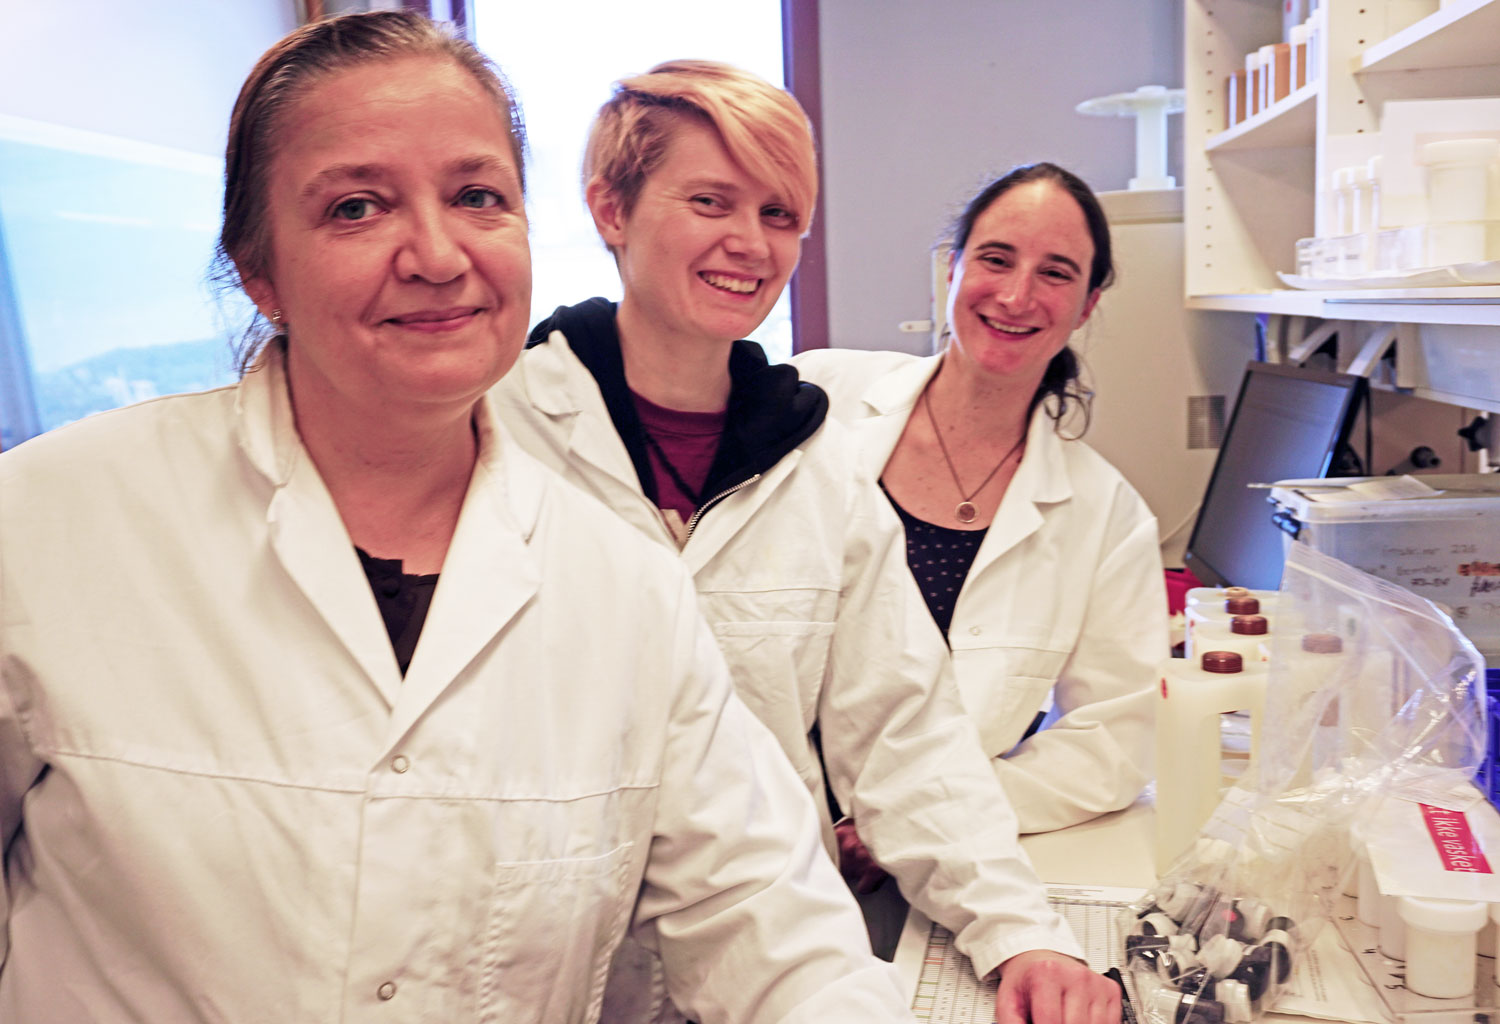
left=1161, top=677, right=1169, bottom=699
left=1420, top=803, right=1493, bottom=874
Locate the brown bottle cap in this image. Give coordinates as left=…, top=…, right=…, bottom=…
left=1301, top=632, right=1343, bottom=653
left=1231, top=615, right=1268, bottom=635
left=1224, top=587, right=1251, bottom=599
left=1225, top=596, right=1261, bottom=615
left=1202, top=650, right=1244, bottom=673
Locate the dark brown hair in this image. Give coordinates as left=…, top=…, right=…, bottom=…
left=948, top=162, right=1114, bottom=430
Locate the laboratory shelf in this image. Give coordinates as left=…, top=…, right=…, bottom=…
left=1185, top=0, right=1500, bottom=409
left=1187, top=288, right=1500, bottom=325
left=1206, top=83, right=1319, bottom=153
left=1357, top=0, right=1500, bottom=76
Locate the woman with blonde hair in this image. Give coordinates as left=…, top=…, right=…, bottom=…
left=493, top=62, right=1120, bottom=1024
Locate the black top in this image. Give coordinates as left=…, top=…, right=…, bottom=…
left=882, top=485, right=987, bottom=640
left=527, top=297, right=829, bottom=512
left=356, top=547, right=438, bottom=676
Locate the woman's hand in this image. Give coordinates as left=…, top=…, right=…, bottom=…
left=994, top=949, right=1120, bottom=1024
left=833, top=818, right=889, bottom=894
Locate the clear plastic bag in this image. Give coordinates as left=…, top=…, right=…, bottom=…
left=1127, top=543, right=1488, bottom=1024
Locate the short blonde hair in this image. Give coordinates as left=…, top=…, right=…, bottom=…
left=583, top=60, right=818, bottom=236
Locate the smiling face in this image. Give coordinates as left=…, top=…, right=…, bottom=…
left=590, top=116, right=802, bottom=349
left=945, top=179, right=1100, bottom=388
left=242, top=55, right=531, bottom=426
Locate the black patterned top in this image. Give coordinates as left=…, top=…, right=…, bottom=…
left=881, top=485, right=987, bottom=640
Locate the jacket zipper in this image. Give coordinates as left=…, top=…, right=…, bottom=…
left=684, top=474, right=762, bottom=542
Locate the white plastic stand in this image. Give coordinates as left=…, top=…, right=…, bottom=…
left=1076, top=84, right=1187, bottom=191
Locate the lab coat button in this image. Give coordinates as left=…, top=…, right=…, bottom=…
left=390, top=755, right=410, bottom=773
left=969, top=626, right=982, bottom=636
left=377, top=981, right=397, bottom=1001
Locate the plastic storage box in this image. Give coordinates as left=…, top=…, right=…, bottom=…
left=1268, top=474, right=1500, bottom=665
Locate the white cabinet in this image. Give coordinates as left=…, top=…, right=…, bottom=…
left=1182, top=0, right=1500, bottom=414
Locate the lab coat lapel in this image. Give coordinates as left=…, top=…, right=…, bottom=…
left=523, top=338, right=678, bottom=545
left=854, top=356, right=942, bottom=475
left=390, top=409, right=543, bottom=743
left=237, top=353, right=405, bottom=706
left=969, top=411, right=1071, bottom=577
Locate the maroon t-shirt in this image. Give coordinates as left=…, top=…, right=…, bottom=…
left=631, top=390, right=726, bottom=527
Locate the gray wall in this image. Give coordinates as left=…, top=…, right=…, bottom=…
left=818, top=0, right=1184, bottom=353
left=1, top=1, right=297, bottom=155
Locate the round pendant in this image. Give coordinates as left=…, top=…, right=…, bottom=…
left=955, top=501, right=977, bottom=524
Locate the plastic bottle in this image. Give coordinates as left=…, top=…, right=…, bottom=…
left=1421, top=138, right=1500, bottom=266
left=1245, top=51, right=1263, bottom=119
left=1268, top=43, right=1291, bottom=106
left=1398, top=896, right=1485, bottom=998
left=1289, top=23, right=1310, bottom=90
left=1305, top=8, right=1324, bottom=83
left=1283, top=0, right=1309, bottom=38
left=1155, top=651, right=1269, bottom=873
left=1226, top=70, right=1247, bottom=128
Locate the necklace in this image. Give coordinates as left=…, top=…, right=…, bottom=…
left=922, top=387, right=1026, bottom=524
left=640, top=428, right=703, bottom=507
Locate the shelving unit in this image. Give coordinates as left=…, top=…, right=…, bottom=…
left=1206, top=82, right=1318, bottom=153
left=1184, top=0, right=1500, bottom=413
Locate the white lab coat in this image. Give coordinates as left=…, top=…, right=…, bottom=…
left=491, top=332, right=1082, bottom=976
left=0, top=350, right=912, bottom=1023
left=793, top=349, right=1166, bottom=833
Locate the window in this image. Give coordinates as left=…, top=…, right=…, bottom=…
left=0, top=116, right=242, bottom=450
left=472, top=0, right=792, bottom=361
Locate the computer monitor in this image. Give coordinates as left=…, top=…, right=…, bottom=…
left=1183, top=361, right=1366, bottom=589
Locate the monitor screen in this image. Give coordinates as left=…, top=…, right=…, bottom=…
left=1183, top=361, right=1366, bottom=589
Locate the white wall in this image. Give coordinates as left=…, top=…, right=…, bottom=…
left=1, top=1, right=298, bottom=156
left=818, top=0, right=1184, bottom=353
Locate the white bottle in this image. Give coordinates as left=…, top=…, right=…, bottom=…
left=1289, top=23, right=1310, bottom=90
left=1305, top=8, right=1324, bottom=83
left=1245, top=50, right=1264, bottom=119
left=1398, top=896, right=1486, bottom=998
left=1155, top=651, right=1269, bottom=874
left=1283, top=632, right=1348, bottom=781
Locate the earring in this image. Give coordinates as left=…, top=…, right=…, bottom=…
left=269, top=308, right=284, bottom=325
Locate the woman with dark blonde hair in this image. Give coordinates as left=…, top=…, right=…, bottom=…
left=0, top=13, right=914, bottom=1021
left=494, top=64, right=1121, bottom=1024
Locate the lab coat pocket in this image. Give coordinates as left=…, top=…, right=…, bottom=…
left=710, top=616, right=834, bottom=776
left=477, top=842, right=636, bottom=1024
left=952, top=646, right=1066, bottom=756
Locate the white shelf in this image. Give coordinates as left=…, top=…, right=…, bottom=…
left=1187, top=288, right=1500, bottom=325
left=1357, top=0, right=1500, bottom=75
left=1206, top=83, right=1319, bottom=152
